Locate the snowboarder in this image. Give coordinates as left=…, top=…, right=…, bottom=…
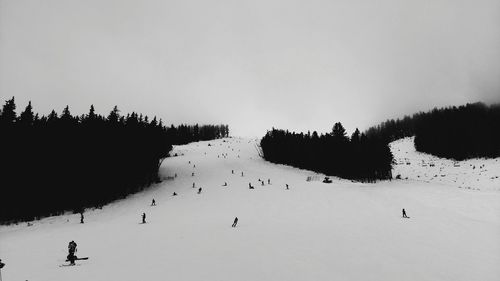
left=142, top=213, right=146, bottom=224
left=198, top=187, right=202, bottom=194
left=80, top=212, right=84, bottom=224
left=402, top=208, right=409, bottom=218
left=173, top=192, right=177, bottom=196
left=151, top=199, right=156, bottom=206
left=232, top=217, right=238, bottom=227
left=286, top=184, right=289, bottom=190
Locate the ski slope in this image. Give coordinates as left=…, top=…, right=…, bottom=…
left=1, top=137, right=499, bottom=281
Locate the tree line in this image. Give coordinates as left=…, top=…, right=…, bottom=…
left=365, top=102, right=500, bottom=160
left=0, top=97, right=229, bottom=223
left=260, top=123, right=393, bottom=182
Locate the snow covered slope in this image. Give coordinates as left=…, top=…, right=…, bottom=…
left=1, top=137, right=499, bottom=281
left=391, top=137, right=500, bottom=192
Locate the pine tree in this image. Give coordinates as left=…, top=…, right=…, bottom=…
left=0, top=97, right=17, bottom=124
left=19, top=101, right=34, bottom=126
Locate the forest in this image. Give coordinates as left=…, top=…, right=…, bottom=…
left=0, top=97, right=228, bottom=223
left=365, top=102, right=500, bottom=160
left=260, top=123, right=393, bottom=182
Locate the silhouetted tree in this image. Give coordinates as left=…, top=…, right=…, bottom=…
left=0, top=99, right=229, bottom=224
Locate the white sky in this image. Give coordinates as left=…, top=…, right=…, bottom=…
left=1, top=0, right=499, bottom=136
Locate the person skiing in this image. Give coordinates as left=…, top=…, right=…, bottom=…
left=142, top=213, right=146, bottom=224
left=268, top=179, right=271, bottom=184
left=192, top=182, right=195, bottom=188
left=173, top=192, right=177, bottom=196
left=223, top=182, right=227, bottom=186
left=231, top=169, right=234, bottom=174
left=232, top=217, right=238, bottom=227
left=241, top=171, right=244, bottom=177
left=198, top=187, right=202, bottom=194
left=68, top=241, right=77, bottom=255
left=261, top=181, right=264, bottom=186
left=402, top=208, right=408, bottom=218
left=67, top=241, right=77, bottom=265
left=286, top=184, right=289, bottom=190
left=80, top=212, right=84, bottom=224
left=151, top=199, right=156, bottom=206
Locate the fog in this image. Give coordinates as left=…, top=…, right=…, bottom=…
left=1, top=0, right=499, bottom=136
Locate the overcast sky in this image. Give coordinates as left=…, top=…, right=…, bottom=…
left=1, top=0, right=499, bottom=136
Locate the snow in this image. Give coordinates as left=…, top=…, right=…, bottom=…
left=1, top=137, right=499, bottom=281
left=391, top=137, right=500, bottom=192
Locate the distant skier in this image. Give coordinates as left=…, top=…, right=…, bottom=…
left=261, top=181, right=264, bottom=186
left=151, top=199, right=156, bottom=206
left=142, top=213, right=146, bottom=224
left=402, top=208, right=409, bottom=218
left=232, top=170, right=234, bottom=174
left=192, top=172, right=195, bottom=177
left=241, top=171, right=244, bottom=177
left=232, top=217, right=238, bottom=227
left=198, top=187, right=202, bottom=194
left=286, top=184, right=289, bottom=190
left=193, top=182, right=196, bottom=188
left=80, top=212, right=84, bottom=224
left=223, top=182, right=227, bottom=186
left=268, top=179, right=271, bottom=184
left=173, top=192, right=177, bottom=196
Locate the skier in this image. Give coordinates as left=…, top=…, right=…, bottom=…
left=241, top=171, right=244, bottom=177
left=223, top=182, right=227, bottom=186
left=192, top=172, right=195, bottom=177
left=198, top=187, right=202, bottom=194
left=80, top=212, right=84, bottom=224
left=268, top=179, right=271, bottom=184
left=142, top=213, right=146, bottom=224
left=402, top=208, right=409, bottom=218
left=232, top=170, right=234, bottom=174
left=0, top=258, right=4, bottom=281
left=192, top=182, right=196, bottom=188
left=68, top=241, right=77, bottom=255
left=232, top=217, right=238, bottom=227
left=173, top=192, right=177, bottom=196
left=286, top=184, right=289, bottom=190
left=261, top=181, right=264, bottom=186
left=151, top=199, right=156, bottom=206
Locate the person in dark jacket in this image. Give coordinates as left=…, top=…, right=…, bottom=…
left=402, top=208, right=409, bottom=218
left=232, top=217, right=238, bottom=227
left=142, top=213, right=146, bottom=223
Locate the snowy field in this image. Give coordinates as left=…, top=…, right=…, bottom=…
left=1, top=137, right=499, bottom=281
